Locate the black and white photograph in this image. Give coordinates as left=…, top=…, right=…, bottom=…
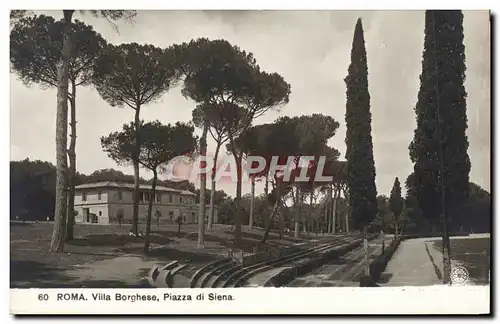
left=8, top=7, right=491, bottom=315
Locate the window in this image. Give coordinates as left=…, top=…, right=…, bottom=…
left=97, top=191, right=102, bottom=200
left=180, top=197, right=183, bottom=204
left=82, top=192, right=87, bottom=201
left=99, top=211, right=102, bottom=216
left=144, top=192, right=150, bottom=202
left=118, top=191, right=122, bottom=200
left=139, top=192, right=144, bottom=202
left=169, top=211, right=174, bottom=219
left=156, top=194, right=161, bottom=203
left=168, top=195, right=172, bottom=203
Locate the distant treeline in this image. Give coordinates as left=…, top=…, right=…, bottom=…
left=10, top=158, right=229, bottom=221
left=10, top=158, right=491, bottom=233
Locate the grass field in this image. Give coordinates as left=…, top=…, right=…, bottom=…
left=433, top=237, right=490, bottom=285
left=10, top=221, right=318, bottom=287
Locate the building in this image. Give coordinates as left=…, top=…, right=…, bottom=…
left=74, top=181, right=218, bottom=225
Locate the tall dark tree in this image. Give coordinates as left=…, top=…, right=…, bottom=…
left=101, top=120, right=197, bottom=252
left=409, top=10, right=470, bottom=284
left=10, top=10, right=135, bottom=253
left=344, top=18, right=377, bottom=277
left=92, top=43, right=181, bottom=236
left=10, top=15, right=107, bottom=241
left=389, top=177, right=404, bottom=238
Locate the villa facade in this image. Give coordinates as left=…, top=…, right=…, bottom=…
left=74, top=181, right=218, bottom=225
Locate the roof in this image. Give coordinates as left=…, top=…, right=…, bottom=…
left=75, top=181, right=197, bottom=196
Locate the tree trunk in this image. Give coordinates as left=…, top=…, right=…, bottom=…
left=345, top=211, right=349, bottom=233
left=278, top=203, right=285, bottom=239
left=198, top=121, right=209, bottom=248
left=50, top=9, right=73, bottom=253
left=294, top=186, right=300, bottom=239
left=234, top=154, right=243, bottom=242
left=227, top=131, right=242, bottom=244
left=249, top=177, right=255, bottom=230
left=381, top=229, right=385, bottom=254
left=178, top=219, right=182, bottom=235
left=344, top=189, right=350, bottom=233
left=144, top=170, right=158, bottom=253
left=261, top=180, right=283, bottom=244
left=325, top=186, right=330, bottom=233
left=331, top=187, right=338, bottom=234
left=65, top=80, right=77, bottom=242
left=363, top=226, right=369, bottom=276
left=264, top=174, right=269, bottom=196
left=442, top=212, right=452, bottom=285
left=131, top=106, right=141, bottom=235
left=208, top=141, right=221, bottom=231
left=301, top=192, right=306, bottom=233
left=308, top=192, right=313, bottom=236
left=394, top=216, right=399, bottom=240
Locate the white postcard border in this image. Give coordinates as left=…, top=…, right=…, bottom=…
left=10, top=287, right=490, bottom=315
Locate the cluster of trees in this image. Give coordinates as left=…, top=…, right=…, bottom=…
left=9, top=11, right=292, bottom=252
left=10, top=160, right=230, bottom=221
left=10, top=10, right=490, bottom=271
left=406, top=11, right=490, bottom=284
left=11, top=159, right=56, bottom=222
left=332, top=13, right=491, bottom=281
left=10, top=10, right=136, bottom=252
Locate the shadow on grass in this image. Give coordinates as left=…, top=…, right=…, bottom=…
left=432, top=238, right=490, bottom=285
left=65, top=251, right=122, bottom=257
left=182, top=231, right=297, bottom=253
left=10, top=222, right=35, bottom=227
left=77, top=280, right=151, bottom=288
left=151, top=229, right=186, bottom=238
left=324, top=256, right=359, bottom=266
left=10, top=260, right=77, bottom=288
left=377, top=273, right=394, bottom=284
left=424, top=243, right=443, bottom=281
left=68, top=234, right=143, bottom=247
left=68, top=234, right=174, bottom=247
left=225, top=230, right=302, bottom=244
left=121, top=246, right=218, bottom=264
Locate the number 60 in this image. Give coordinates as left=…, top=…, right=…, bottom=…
left=38, top=294, right=49, bottom=301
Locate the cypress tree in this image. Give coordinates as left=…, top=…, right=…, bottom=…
left=345, top=18, right=378, bottom=231
left=345, top=18, right=378, bottom=281
left=389, top=177, right=404, bottom=238
left=409, top=10, right=470, bottom=284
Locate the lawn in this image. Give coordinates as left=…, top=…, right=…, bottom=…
left=10, top=221, right=318, bottom=287
left=432, top=237, right=490, bottom=285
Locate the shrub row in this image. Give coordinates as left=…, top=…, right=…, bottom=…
left=400, top=232, right=470, bottom=240
left=367, top=237, right=401, bottom=284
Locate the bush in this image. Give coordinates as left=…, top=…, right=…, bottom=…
left=400, top=232, right=470, bottom=240
left=367, top=237, right=401, bottom=283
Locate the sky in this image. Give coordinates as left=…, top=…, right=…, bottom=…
left=10, top=10, right=491, bottom=198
